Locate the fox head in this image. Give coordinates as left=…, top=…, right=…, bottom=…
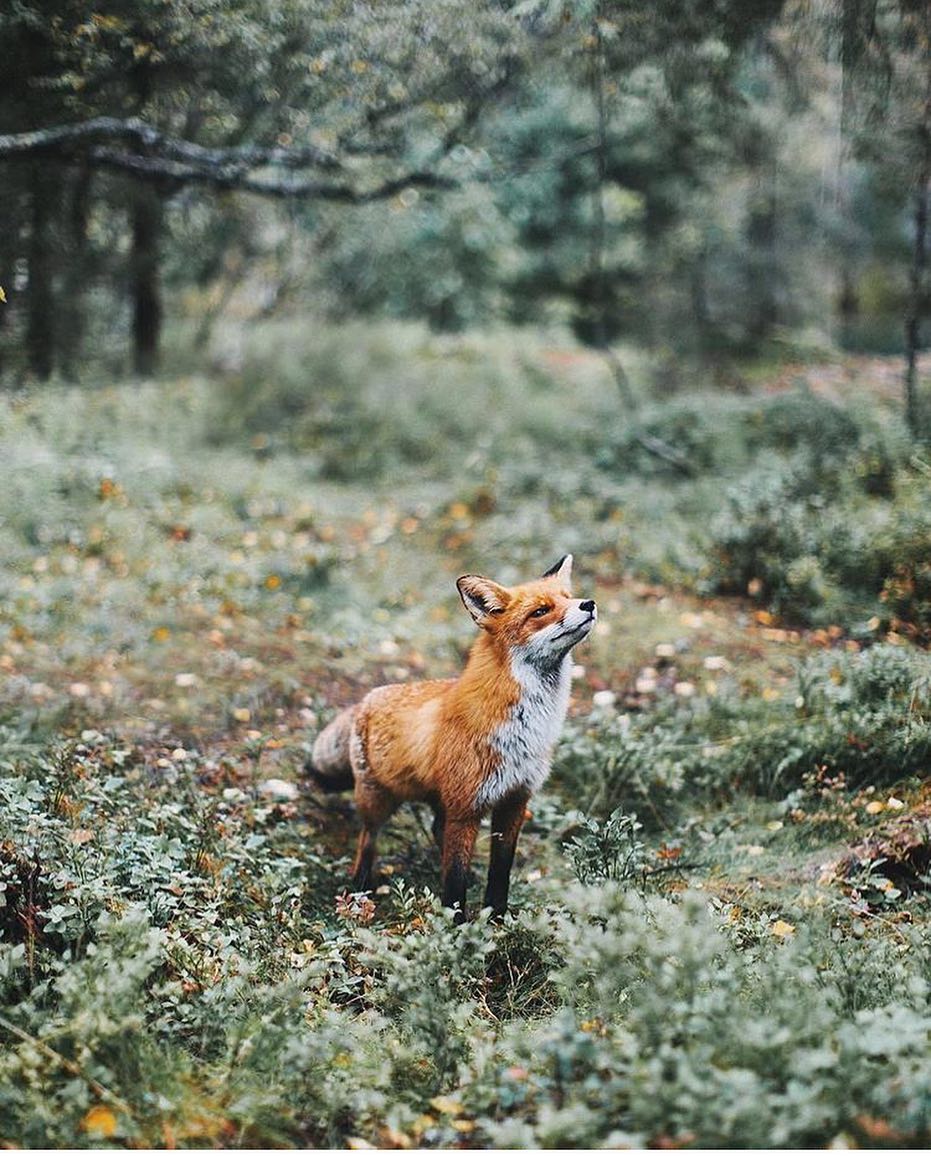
left=456, top=554, right=597, bottom=668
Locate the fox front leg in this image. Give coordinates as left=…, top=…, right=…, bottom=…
left=484, top=789, right=530, bottom=917
left=440, top=815, right=480, bottom=922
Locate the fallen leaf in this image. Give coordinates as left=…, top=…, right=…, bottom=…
left=429, top=1095, right=464, bottom=1116
left=854, top=1115, right=903, bottom=1142
left=81, top=1106, right=118, bottom=1137
left=772, top=919, right=796, bottom=938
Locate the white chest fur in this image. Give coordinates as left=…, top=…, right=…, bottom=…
left=475, top=653, right=572, bottom=812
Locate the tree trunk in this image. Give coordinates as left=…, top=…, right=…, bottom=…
left=130, top=183, right=163, bottom=376
left=26, top=167, right=56, bottom=380
left=59, top=165, right=92, bottom=379
left=746, top=160, right=779, bottom=347
left=904, top=172, right=928, bottom=439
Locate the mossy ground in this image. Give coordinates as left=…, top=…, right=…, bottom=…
left=0, top=323, right=929, bottom=1146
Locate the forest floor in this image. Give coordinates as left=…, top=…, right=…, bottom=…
left=0, top=327, right=929, bottom=1147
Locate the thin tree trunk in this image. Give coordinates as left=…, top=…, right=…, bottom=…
left=904, top=55, right=931, bottom=440
left=746, top=159, right=778, bottom=346
left=130, top=183, right=162, bottom=376
left=26, top=167, right=56, bottom=380
left=59, top=165, right=92, bottom=379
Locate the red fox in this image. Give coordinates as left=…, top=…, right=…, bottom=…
left=307, top=555, right=596, bottom=918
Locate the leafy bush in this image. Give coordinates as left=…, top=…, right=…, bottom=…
left=704, top=453, right=931, bottom=632
left=743, top=386, right=862, bottom=459
left=205, top=320, right=613, bottom=481
left=556, top=645, right=931, bottom=813
left=553, top=713, right=691, bottom=826
left=467, top=886, right=931, bottom=1148
left=563, top=810, right=649, bottom=885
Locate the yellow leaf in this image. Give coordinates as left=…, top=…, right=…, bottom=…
left=347, top=1138, right=376, bottom=1150
left=429, top=1095, right=464, bottom=1116
left=0, top=286, right=7, bottom=303
left=91, top=13, right=127, bottom=30
left=81, top=1105, right=118, bottom=1137
left=865, top=800, right=885, bottom=815
left=232, top=707, right=251, bottom=722
left=772, top=919, right=795, bottom=938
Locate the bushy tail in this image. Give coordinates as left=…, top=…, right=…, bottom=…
left=305, top=705, right=358, bottom=792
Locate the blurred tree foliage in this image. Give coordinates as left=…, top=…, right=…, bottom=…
left=0, top=0, right=928, bottom=433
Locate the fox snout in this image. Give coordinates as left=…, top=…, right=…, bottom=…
left=560, top=597, right=597, bottom=637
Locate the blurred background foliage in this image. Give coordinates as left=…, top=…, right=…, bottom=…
left=0, top=0, right=929, bottom=425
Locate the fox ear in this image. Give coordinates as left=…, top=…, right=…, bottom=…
left=542, top=554, right=573, bottom=584
left=457, top=575, right=511, bottom=627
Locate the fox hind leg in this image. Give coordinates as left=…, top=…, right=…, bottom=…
left=431, top=804, right=445, bottom=851
left=351, top=781, right=397, bottom=892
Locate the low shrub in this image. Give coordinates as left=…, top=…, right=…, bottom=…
left=704, top=455, right=931, bottom=633
left=555, top=645, right=931, bottom=811
left=468, top=886, right=931, bottom=1148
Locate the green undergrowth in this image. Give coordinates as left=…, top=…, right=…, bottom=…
left=555, top=643, right=931, bottom=822
left=202, top=322, right=930, bottom=637
left=1, top=321, right=930, bottom=1146
left=0, top=721, right=929, bottom=1147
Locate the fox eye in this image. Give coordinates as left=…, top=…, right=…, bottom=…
left=529, top=605, right=552, bottom=619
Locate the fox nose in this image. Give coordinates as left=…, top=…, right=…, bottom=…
left=579, top=599, right=596, bottom=614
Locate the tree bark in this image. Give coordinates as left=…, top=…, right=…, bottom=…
left=746, top=158, right=779, bottom=346
left=58, top=165, right=92, bottom=379
left=904, top=58, right=931, bottom=440
left=26, top=167, right=56, bottom=380
left=904, top=169, right=928, bottom=440
left=130, top=183, right=163, bottom=376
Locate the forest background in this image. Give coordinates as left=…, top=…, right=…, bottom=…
left=0, top=0, right=930, bottom=1148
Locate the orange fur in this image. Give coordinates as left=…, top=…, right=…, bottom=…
left=310, top=555, right=596, bottom=916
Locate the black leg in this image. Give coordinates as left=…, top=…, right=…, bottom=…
left=441, top=816, right=479, bottom=923
left=484, top=790, right=530, bottom=917
left=431, top=805, right=446, bottom=851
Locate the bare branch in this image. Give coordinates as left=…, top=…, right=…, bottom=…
left=80, top=145, right=453, bottom=200
left=0, top=112, right=475, bottom=202
left=0, top=116, right=342, bottom=171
